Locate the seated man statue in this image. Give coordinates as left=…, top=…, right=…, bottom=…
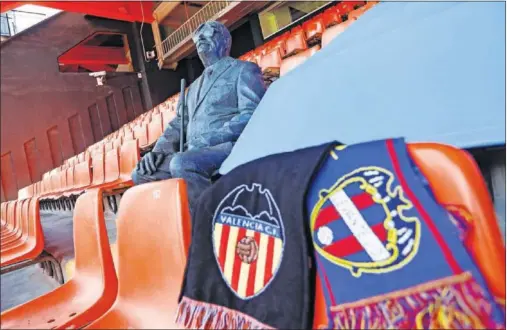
left=132, top=21, right=266, bottom=215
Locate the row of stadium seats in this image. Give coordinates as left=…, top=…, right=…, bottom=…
left=2, top=143, right=505, bottom=328
left=1, top=198, right=44, bottom=268
left=0, top=90, right=181, bottom=269
left=240, top=1, right=378, bottom=79
left=8, top=1, right=372, bottom=209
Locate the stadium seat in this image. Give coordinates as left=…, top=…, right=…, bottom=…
left=302, top=14, right=325, bottom=45
left=162, top=109, right=176, bottom=130
left=285, top=27, right=308, bottom=57
left=321, top=20, right=354, bottom=48
left=263, top=32, right=289, bottom=58
left=0, top=198, right=44, bottom=268
left=259, top=48, right=283, bottom=77
left=113, top=137, right=123, bottom=150
left=312, top=143, right=506, bottom=327
left=134, top=124, right=149, bottom=149
left=147, top=113, right=164, bottom=146
left=1, top=200, right=29, bottom=250
left=240, top=50, right=258, bottom=64
left=86, top=179, right=191, bottom=329
left=280, top=45, right=321, bottom=77
left=0, top=190, right=117, bottom=329
left=322, top=6, right=343, bottom=27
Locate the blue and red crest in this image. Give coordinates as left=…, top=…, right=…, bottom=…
left=310, top=167, right=421, bottom=277
left=212, top=183, right=285, bottom=299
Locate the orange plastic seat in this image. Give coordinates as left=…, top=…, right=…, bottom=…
left=239, top=50, right=258, bottom=64
left=302, top=14, right=325, bottom=44
left=89, top=140, right=140, bottom=192
left=1, top=201, right=21, bottom=242
left=321, top=20, right=354, bottom=48
left=259, top=48, right=283, bottom=77
left=280, top=45, right=320, bottom=76
left=112, top=137, right=123, bottom=151
left=1, top=201, right=26, bottom=247
left=147, top=113, right=164, bottom=146
left=263, top=33, right=289, bottom=58
left=162, top=109, right=177, bottom=130
left=285, top=27, right=308, bottom=57
left=86, top=179, right=191, bottom=329
left=0, top=190, right=117, bottom=329
left=0, top=198, right=44, bottom=268
left=134, top=124, right=149, bottom=149
left=312, top=143, right=506, bottom=328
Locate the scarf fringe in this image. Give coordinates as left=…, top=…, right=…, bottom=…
left=176, top=296, right=274, bottom=330
left=329, top=273, right=504, bottom=329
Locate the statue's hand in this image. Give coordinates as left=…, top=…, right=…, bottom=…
left=138, top=152, right=166, bottom=175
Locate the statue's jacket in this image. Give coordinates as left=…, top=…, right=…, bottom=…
left=153, top=56, right=266, bottom=155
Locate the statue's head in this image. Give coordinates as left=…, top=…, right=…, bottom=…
left=192, top=21, right=232, bottom=67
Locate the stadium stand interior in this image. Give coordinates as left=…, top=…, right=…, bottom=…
left=1, top=1, right=505, bottom=328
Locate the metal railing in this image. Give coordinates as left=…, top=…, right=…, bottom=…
left=160, top=1, right=232, bottom=60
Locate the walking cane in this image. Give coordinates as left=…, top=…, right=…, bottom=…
left=180, top=78, right=186, bottom=153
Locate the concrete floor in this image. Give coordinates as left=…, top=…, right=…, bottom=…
left=1, top=200, right=118, bottom=313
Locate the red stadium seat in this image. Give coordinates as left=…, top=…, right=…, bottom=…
left=285, top=27, right=308, bottom=57
left=162, top=109, right=176, bottom=130
left=134, top=124, right=149, bottom=149
left=302, top=14, right=325, bottom=45
left=259, top=48, right=283, bottom=77
left=322, top=6, right=343, bottom=27
left=312, top=143, right=506, bottom=328
left=280, top=45, right=320, bottom=77
left=86, top=179, right=191, bottom=329
left=147, top=113, right=164, bottom=146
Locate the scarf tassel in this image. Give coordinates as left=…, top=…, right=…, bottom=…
left=176, top=296, right=274, bottom=330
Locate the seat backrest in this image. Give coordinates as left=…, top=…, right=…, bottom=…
left=75, top=158, right=92, bottom=189
left=162, top=110, right=176, bottom=130
left=91, top=152, right=106, bottom=187
left=7, top=201, right=17, bottom=229
left=66, top=167, right=75, bottom=191
left=72, top=189, right=117, bottom=302
left=119, top=139, right=140, bottom=182
left=321, top=19, right=354, bottom=48
left=115, top=179, right=191, bottom=308
left=105, top=147, right=120, bottom=184
left=285, top=28, right=308, bottom=57
left=147, top=113, right=164, bottom=146
left=134, top=124, right=149, bottom=148
left=408, top=143, right=506, bottom=299
left=280, top=45, right=321, bottom=77
left=259, top=48, right=283, bottom=72
left=322, top=6, right=342, bottom=27
left=113, top=137, right=123, bottom=150
left=302, top=14, right=325, bottom=41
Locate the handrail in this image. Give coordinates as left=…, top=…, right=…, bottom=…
left=160, top=1, right=232, bottom=60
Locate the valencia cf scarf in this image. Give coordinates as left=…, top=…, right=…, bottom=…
left=176, top=142, right=336, bottom=329
left=306, top=138, right=505, bottom=329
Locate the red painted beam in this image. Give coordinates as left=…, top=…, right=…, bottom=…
left=2, top=1, right=155, bottom=23
left=0, top=2, right=23, bottom=13
left=58, top=45, right=128, bottom=65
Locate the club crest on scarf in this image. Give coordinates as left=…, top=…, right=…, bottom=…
left=310, top=166, right=421, bottom=277
left=212, top=183, right=285, bottom=299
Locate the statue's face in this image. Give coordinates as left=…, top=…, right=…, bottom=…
left=193, top=23, right=218, bottom=55
left=192, top=22, right=231, bottom=67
